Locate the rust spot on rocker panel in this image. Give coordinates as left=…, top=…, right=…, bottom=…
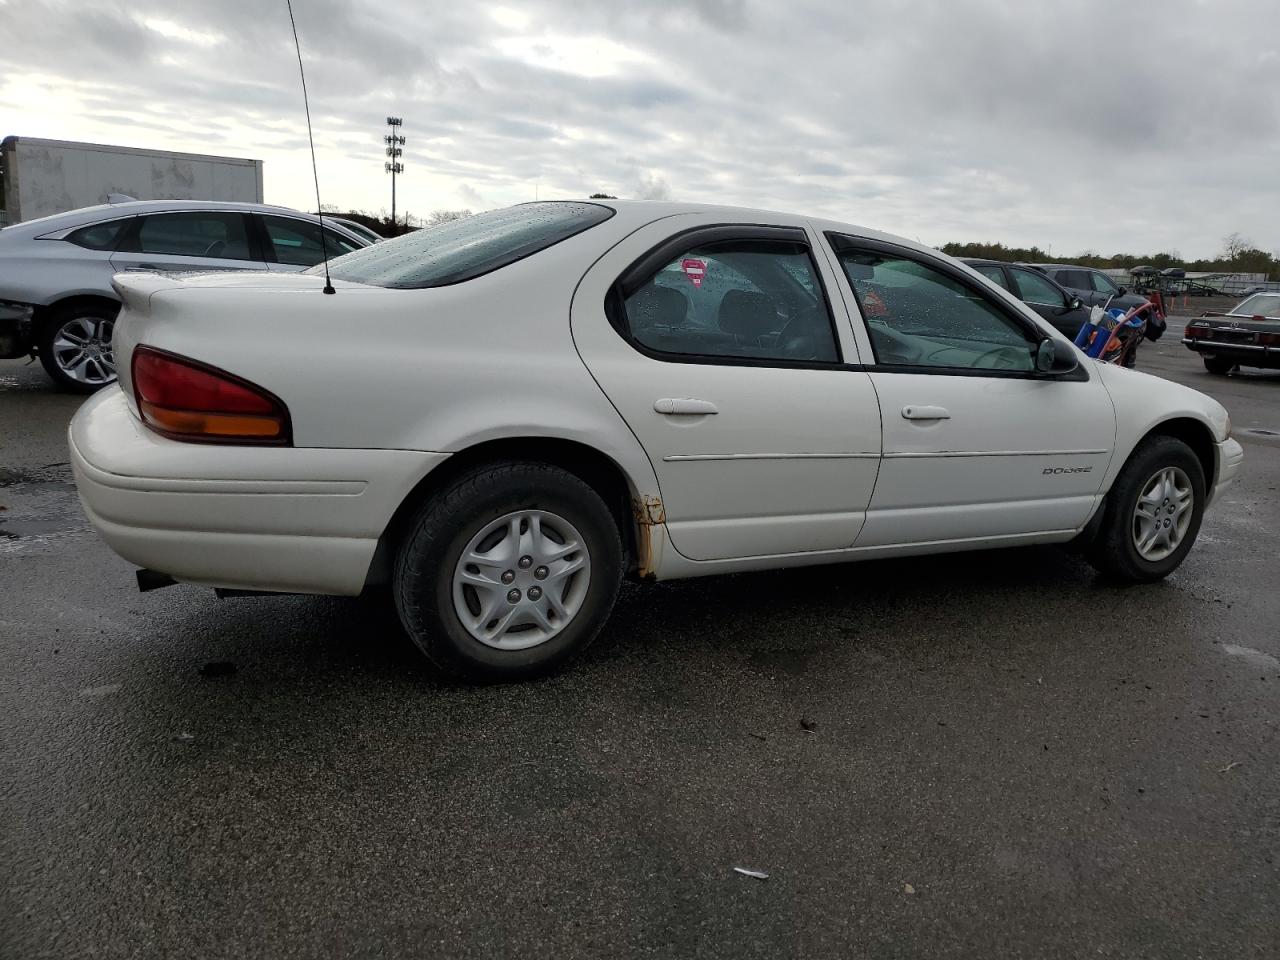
left=632, top=495, right=666, bottom=578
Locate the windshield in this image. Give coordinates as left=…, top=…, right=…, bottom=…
left=1229, top=293, right=1280, bottom=318
left=312, top=201, right=614, bottom=288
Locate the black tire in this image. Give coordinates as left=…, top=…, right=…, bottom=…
left=1086, top=435, right=1206, bottom=583
left=37, top=302, right=120, bottom=393
left=1202, top=356, right=1236, bottom=376
left=393, top=462, right=623, bottom=681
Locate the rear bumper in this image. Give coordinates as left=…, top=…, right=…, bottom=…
left=1182, top=337, right=1280, bottom=368
left=0, top=300, right=34, bottom=358
left=1211, top=437, right=1244, bottom=506
left=69, top=388, right=447, bottom=595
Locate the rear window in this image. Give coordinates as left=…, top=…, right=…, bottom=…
left=315, top=202, right=614, bottom=289
left=1230, top=293, right=1280, bottom=318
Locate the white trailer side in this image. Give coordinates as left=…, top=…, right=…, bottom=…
left=1, top=137, right=264, bottom=224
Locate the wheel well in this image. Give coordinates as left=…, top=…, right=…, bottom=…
left=367, top=437, right=641, bottom=586
left=32, top=295, right=121, bottom=340
left=1145, top=417, right=1216, bottom=488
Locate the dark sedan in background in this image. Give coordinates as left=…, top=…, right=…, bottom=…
left=1183, top=291, right=1280, bottom=374
left=961, top=257, right=1089, bottom=338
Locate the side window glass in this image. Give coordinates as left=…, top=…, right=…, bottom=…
left=973, top=265, right=1010, bottom=290
left=1090, top=271, right=1119, bottom=295
left=66, top=219, right=129, bottom=251
left=621, top=240, right=838, bottom=364
left=136, top=213, right=253, bottom=261
left=1010, top=267, right=1065, bottom=306
left=1062, top=270, right=1090, bottom=290
left=262, top=215, right=361, bottom=266
left=834, top=246, right=1034, bottom=372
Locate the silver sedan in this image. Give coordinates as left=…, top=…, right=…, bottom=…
left=0, top=199, right=369, bottom=391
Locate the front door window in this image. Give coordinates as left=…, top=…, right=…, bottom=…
left=832, top=247, right=1035, bottom=372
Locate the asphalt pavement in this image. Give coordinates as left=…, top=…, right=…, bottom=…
left=2, top=330, right=1278, bottom=959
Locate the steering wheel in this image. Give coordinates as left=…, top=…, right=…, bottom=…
left=203, top=240, right=226, bottom=258
left=972, top=345, right=1028, bottom=370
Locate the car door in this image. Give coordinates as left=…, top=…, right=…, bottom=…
left=1010, top=265, right=1088, bottom=338
left=1088, top=269, right=1123, bottom=305
left=571, top=216, right=882, bottom=562
left=822, top=235, right=1116, bottom=549
left=257, top=214, right=366, bottom=272
left=110, top=211, right=268, bottom=275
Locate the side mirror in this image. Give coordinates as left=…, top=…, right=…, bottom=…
left=1035, top=337, right=1079, bottom=375
left=1116, top=286, right=1127, bottom=297
left=1068, top=296, right=1083, bottom=311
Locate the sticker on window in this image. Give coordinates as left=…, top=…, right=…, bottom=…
left=681, top=258, right=707, bottom=288
left=862, top=289, right=888, bottom=317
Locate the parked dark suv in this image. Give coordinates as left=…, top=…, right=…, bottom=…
left=1027, top=264, right=1150, bottom=314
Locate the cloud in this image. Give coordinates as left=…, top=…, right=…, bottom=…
left=1, top=0, right=1277, bottom=256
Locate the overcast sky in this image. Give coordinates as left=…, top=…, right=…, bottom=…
left=2, top=0, right=1277, bottom=258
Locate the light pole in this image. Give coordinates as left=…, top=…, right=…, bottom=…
left=384, top=116, right=404, bottom=228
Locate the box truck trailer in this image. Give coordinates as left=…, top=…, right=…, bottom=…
left=1, top=136, right=264, bottom=225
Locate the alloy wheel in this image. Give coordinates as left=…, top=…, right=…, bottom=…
left=51, top=315, right=116, bottom=386
left=1132, top=466, right=1194, bottom=562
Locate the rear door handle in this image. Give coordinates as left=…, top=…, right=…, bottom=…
left=902, top=405, right=950, bottom=420
left=654, top=398, right=719, bottom=416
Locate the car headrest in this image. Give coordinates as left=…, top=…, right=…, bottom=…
left=628, top=283, right=689, bottom=327
left=718, top=289, right=777, bottom=339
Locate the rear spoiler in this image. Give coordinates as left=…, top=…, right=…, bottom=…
left=110, top=271, right=186, bottom=314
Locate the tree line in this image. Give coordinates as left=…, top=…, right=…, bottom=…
left=939, top=233, right=1277, bottom=279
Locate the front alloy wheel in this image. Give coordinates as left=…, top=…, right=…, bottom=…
left=1131, top=466, right=1195, bottom=561
left=1086, top=435, right=1205, bottom=582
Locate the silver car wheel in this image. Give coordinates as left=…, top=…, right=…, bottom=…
left=1132, top=466, right=1194, bottom=561
left=51, top=315, right=116, bottom=386
left=451, top=509, right=592, bottom=651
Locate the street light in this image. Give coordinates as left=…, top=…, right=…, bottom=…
left=384, top=116, right=405, bottom=227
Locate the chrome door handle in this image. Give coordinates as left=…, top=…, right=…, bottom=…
left=902, top=405, right=950, bottom=420
left=654, top=398, right=719, bottom=416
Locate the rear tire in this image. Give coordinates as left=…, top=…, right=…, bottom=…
left=1086, top=435, right=1205, bottom=583
left=1202, top=356, right=1236, bottom=376
left=393, top=462, right=623, bottom=681
left=37, top=303, right=120, bottom=393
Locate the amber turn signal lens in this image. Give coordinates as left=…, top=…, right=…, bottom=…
left=131, top=347, right=291, bottom=445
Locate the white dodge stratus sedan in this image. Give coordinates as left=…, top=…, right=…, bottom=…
left=70, top=200, right=1244, bottom=680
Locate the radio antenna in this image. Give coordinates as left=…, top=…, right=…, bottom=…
left=285, top=0, right=335, bottom=294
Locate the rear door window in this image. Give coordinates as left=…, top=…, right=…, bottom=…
left=131, top=212, right=254, bottom=261
left=261, top=215, right=363, bottom=266
left=620, top=238, right=839, bottom=364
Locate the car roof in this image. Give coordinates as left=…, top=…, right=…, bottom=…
left=1, top=199, right=365, bottom=242
left=589, top=199, right=951, bottom=264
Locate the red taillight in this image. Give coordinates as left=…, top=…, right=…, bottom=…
left=131, top=346, right=291, bottom=445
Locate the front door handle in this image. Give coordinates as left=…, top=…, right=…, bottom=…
left=654, top=398, right=719, bottom=416
left=902, top=405, right=950, bottom=421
